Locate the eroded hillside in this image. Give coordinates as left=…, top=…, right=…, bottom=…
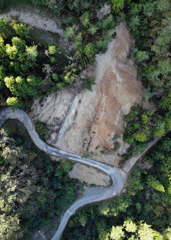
left=31, top=22, right=143, bottom=168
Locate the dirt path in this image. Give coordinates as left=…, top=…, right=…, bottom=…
left=0, top=7, right=72, bottom=51
left=123, top=137, right=160, bottom=173
left=0, top=9, right=64, bottom=35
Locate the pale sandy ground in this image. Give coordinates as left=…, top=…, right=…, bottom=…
left=69, top=163, right=110, bottom=186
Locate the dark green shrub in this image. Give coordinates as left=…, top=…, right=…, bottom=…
left=85, top=76, right=95, bottom=91
left=35, top=121, right=50, bottom=141
left=133, top=143, right=147, bottom=154
left=113, top=141, right=120, bottom=151
left=0, top=0, right=5, bottom=13
left=84, top=43, right=96, bottom=62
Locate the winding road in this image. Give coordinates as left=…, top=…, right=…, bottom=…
left=0, top=108, right=159, bottom=240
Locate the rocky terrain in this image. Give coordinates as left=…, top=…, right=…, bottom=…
left=31, top=22, right=142, bottom=167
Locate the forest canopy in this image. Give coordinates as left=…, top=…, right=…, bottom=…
left=0, top=17, right=75, bottom=108
left=0, top=120, right=81, bottom=239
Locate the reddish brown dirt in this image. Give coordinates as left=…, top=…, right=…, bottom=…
left=88, top=22, right=142, bottom=158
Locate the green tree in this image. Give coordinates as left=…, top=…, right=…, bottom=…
left=165, top=117, right=171, bottom=130
left=129, top=16, right=141, bottom=31
left=48, top=45, right=57, bottom=55
left=158, top=60, right=171, bottom=75
left=4, top=76, right=19, bottom=96
left=88, top=25, right=98, bottom=35
left=133, top=143, right=147, bottom=154
left=136, top=203, right=142, bottom=212
left=0, top=17, right=8, bottom=36
left=156, top=0, right=169, bottom=12
left=12, top=37, right=26, bottom=52
left=0, top=214, right=23, bottom=240
left=143, top=88, right=154, bottom=101
left=0, top=65, right=6, bottom=81
left=52, top=73, right=59, bottom=82
left=84, top=43, right=96, bottom=62
left=128, top=168, right=143, bottom=196
left=0, top=80, right=4, bottom=89
left=65, top=26, right=75, bottom=40
left=147, top=175, right=165, bottom=192
left=100, top=194, right=132, bottom=217
left=137, top=222, right=154, bottom=240
left=27, top=75, right=42, bottom=87
left=6, top=97, right=25, bottom=108
left=110, top=226, right=125, bottom=240
left=124, top=219, right=137, bottom=233
left=5, top=44, right=18, bottom=60
left=164, top=227, right=171, bottom=240
left=135, top=51, right=149, bottom=64
left=159, top=92, right=171, bottom=110
left=102, top=14, right=114, bottom=29
left=80, top=12, right=90, bottom=27
left=143, top=2, right=155, bottom=17
left=110, top=0, right=125, bottom=13
left=73, top=32, right=83, bottom=51
left=0, top=0, right=5, bottom=13
left=142, top=114, right=151, bottom=124
left=25, top=45, right=38, bottom=62
left=13, top=23, right=30, bottom=38
left=135, top=132, right=147, bottom=142
left=153, top=123, right=165, bottom=138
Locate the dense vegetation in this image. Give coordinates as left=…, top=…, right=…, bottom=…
left=0, top=17, right=79, bottom=108
left=0, top=0, right=118, bottom=108
left=0, top=120, right=82, bottom=239
left=121, top=0, right=171, bottom=155
left=61, top=135, right=171, bottom=240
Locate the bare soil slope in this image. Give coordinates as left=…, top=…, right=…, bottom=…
left=31, top=22, right=143, bottom=169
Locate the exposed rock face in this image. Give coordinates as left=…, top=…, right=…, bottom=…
left=30, top=22, right=143, bottom=168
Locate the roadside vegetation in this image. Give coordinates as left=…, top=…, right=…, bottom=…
left=121, top=0, right=171, bottom=157
left=0, top=0, right=116, bottom=109
left=0, top=17, right=74, bottom=109
left=0, top=119, right=83, bottom=239
left=62, top=135, right=171, bottom=239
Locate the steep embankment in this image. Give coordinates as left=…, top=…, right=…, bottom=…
left=31, top=22, right=143, bottom=170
